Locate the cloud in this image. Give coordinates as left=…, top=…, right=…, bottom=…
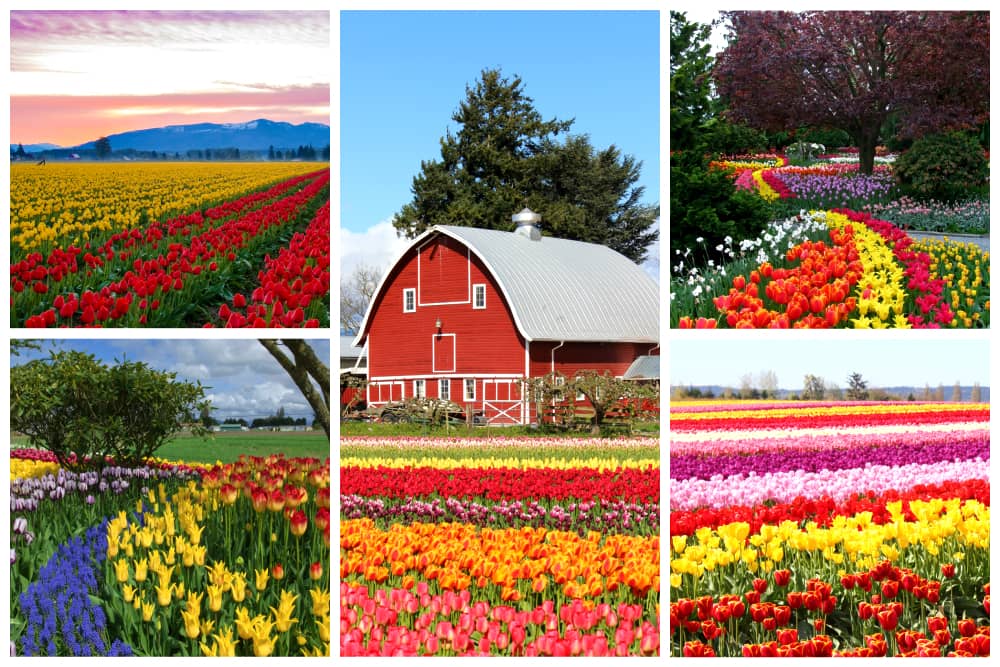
left=641, top=218, right=660, bottom=283
left=340, top=219, right=412, bottom=280
left=206, top=380, right=307, bottom=420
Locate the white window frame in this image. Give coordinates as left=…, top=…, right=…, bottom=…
left=464, top=378, right=476, bottom=402
left=403, top=288, right=416, bottom=313
left=438, top=379, right=450, bottom=400
left=413, top=379, right=426, bottom=398
left=472, top=283, right=487, bottom=309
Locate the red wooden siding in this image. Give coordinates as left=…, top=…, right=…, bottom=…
left=366, top=239, right=525, bottom=379
left=419, top=236, right=470, bottom=304
left=528, top=341, right=657, bottom=379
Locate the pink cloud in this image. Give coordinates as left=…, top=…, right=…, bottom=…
left=11, top=85, right=329, bottom=146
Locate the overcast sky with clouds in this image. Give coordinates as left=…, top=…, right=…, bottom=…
left=11, top=339, right=331, bottom=422
left=341, top=10, right=660, bottom=282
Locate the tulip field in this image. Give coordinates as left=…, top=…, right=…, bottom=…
left=672, top=153, right=989, bottom=329
left=10, top=162, right=330, bottom=328
left=10, top=449, right=331, bottom=656
left=669, top=400, right=990, bottom=657
left=340, top=436, right=661, bottom=656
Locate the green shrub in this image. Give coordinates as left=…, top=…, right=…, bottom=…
left=701, top=119, right=771, bottom=155
left=894, top=132, right=989, bottom=202
left=796, top=126, right=853, bottom=150
left=670, top=150, right=774, bottom=263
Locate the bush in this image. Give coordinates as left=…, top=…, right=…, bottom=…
left=670, top=150, right=774, bottom=263
left=894, top=132, right=989, bottom=202
left=701, top=119, right=771, bottom=155
left=796, top=126, right=853, bottom=150
left=11, top=351, right=209, bottom=467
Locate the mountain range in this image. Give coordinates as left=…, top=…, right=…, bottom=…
left=12, top=119, right=329, bottom=154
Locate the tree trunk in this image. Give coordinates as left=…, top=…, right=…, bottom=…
left=855, top=123, right=880, bottom=175
left=260, top=339, right=331, bottom=439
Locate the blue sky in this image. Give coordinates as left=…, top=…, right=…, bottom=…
left=11, top=339, right=331, bottom=422
left=340, top=10, right=660, bottom=278
left=669, top=336, right=990, bottom=390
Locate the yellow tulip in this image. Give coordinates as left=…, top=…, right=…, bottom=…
left=250, top=618, right=277, bottom=657
left=231, top=573, right=248, bottom=602
left=309, top=588, right=330, bottom=617
left=270, top=590, right=299, bottom=633
left=180, top=607, right=200, bottom=640
left=213, top=628, right=237, bottom=657
left=141, top=600, right=156, bottom=622
left=113, top=558, right=130, bottom=583
left=134, top=558, right=148, bottom=583
left=316, top=615, right=330, bottom=642
left=156, top=580, right=173, bottom=607
left=255, top=568, right=270, bottom=591
left=206, top=584, right=223, bottom=613
left=121, top=584, right=136, bottom=603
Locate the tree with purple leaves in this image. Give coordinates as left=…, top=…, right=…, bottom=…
left=714, top=11, right=989, bottom=175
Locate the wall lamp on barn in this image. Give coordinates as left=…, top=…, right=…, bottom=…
left=435, top=317, right=442, bottom=333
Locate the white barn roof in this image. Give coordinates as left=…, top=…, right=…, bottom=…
left=356, top=225, right=659, bottom=344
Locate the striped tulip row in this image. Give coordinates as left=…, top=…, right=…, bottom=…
left=341, top=464, right=657, bottom=502
left=341, top=437, right=660, bottom=655
left=669, top=400, right=989, bottom=657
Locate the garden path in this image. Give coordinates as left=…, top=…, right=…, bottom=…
left=908, top=231, right=989, bottom=253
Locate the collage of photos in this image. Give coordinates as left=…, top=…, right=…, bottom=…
left=4, top=4, right=991, bottom=661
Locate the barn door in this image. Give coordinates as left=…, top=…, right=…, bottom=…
left=432, top=334, right=456, bottom=373
left=482, top=379, right=522, bottom=425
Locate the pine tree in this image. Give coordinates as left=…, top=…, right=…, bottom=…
left=393, top=68, right=658, bottom=263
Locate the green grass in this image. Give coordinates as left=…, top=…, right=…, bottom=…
left=156, top=431, right=330, bottom=463
left=11, top=431, right=331, bottom=465
left=339, top=420, right=659, bottom=439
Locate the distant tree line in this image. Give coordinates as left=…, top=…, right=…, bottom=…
left=12, top=140, right=331, bottom=162
left=673, top=372, right=986, bottom=402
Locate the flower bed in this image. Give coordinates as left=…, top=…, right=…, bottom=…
left=10, top=164, right=330, bottom=327
left=669, top=400, right=990, bottom=657
left=10, top=449, right=331, bottom=656
left=673, top=209, right=989, bottom=328
left=340, top=436, right=660, bottom=656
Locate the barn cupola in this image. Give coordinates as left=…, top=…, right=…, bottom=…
left=512, top=207, right=542, bottom=241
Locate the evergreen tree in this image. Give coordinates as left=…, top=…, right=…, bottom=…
left=846, top=372, right=869, bottom=401
left=393, top=68, right=658, bottom=264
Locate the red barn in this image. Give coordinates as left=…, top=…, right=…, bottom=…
left=353, top=209, right=659, bottom=425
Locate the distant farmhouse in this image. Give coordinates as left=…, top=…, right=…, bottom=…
left=352, top=208, right=659, bottom=425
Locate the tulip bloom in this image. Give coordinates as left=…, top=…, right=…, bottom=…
left=289, top=510, right=308, bottom=537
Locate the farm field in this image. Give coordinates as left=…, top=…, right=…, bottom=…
left=340, top=436, right=661, bottom=656
left=10, top=448, right=331, bottom=656
left=671, top=152, right=990, bottom=329
left=669, top=400, right=990, bottom=657
left=10, top=162, right=330, bottom=328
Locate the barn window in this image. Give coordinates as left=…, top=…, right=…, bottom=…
left=403, top=288, right=416, bottom=313
left=464, top=378, right=476, bottom=401
left=414, top=379, right=426, bottom=398
left=473, top=284, right=486, bottom=309
left=439, top=379, right=450, bottom=400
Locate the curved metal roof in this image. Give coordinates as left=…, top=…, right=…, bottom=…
left=355, top=225, right=659, bottom=344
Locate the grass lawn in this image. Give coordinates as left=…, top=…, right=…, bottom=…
left=11, top=431, right=331, bottom=465
left=339, top=420, right=660, bottom=439
left=156, top=431, right=330, bottom=464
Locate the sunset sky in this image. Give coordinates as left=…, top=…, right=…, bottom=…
left=10, top=10, right=330, bottom=146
